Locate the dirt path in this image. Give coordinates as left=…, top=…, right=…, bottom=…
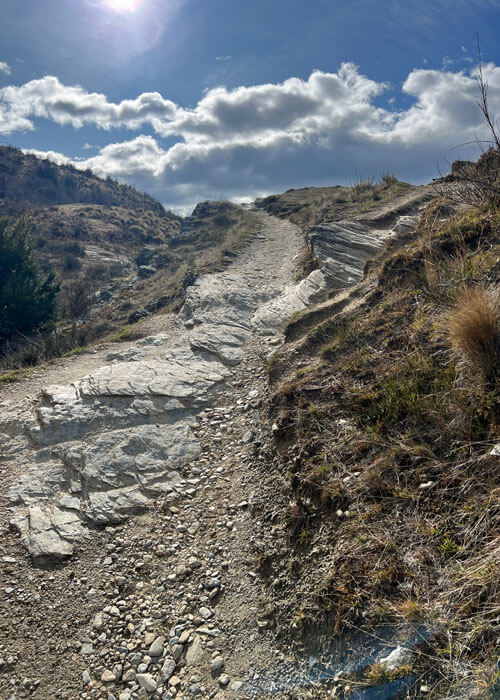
left=0, top=212, right=312, bottom=700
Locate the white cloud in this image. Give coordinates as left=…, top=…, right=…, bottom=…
left=12, top=62, right=500, bottom=208
left=0, top=61, right=11, bottom=75
left=0, top=76, right=177, bottom=132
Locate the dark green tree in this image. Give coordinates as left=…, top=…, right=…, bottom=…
left=0, top=214, right=59, bottom=344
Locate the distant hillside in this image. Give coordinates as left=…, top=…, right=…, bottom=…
left=0, top=145, right=166, bottom=215
left=0, top=147, right=262, bottom=368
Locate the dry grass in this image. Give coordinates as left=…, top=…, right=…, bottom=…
left=448, top=284, right=500, bottom=385
left=265, top=185, right=500, bottom=697
left=255, top=177, right=412, bottom=229
left=0, top=202, right=261, bottom=371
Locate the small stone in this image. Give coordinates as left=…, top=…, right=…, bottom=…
left=160, top=658, right=176, bottom=681
left=92, top=613, right=105, bottom=629
left=171, top=644, right=183, bottom=661
left=148, top=636, right=165, bottom=657
left=80, top=642, right=94, bottom=655
left=219, top=673, right=230, bottom=687
left=241, top=430, right=254, bottom=443
left=185, top=636, right=204, bottom=666
left=199, top=606, right=212, bottom=619
left=379, top=645, right=412, bottom=671
left=122, top=669, right=136, bottom=682
left=211, top=657, right=224, bottom=675
left=144, top=631, right=156, bottom=647
left=205, top=578, right=221, bottom=591
left=101, top=669, right=116, bottom=682
left=82, top=670, right=91, bottom=685
left=136, top=673, right=157, bottom=693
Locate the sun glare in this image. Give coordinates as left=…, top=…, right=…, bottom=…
left=103, top=0, right=142, bottom=12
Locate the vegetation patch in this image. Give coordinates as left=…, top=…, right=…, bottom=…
left=256, top=175, right=412, bottom=229
left=267, top=155, right=500, bottom=697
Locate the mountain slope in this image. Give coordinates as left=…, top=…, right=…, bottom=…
left=0, top=146, right=166, bottom=214
left=0, top=148, right=261, bottom=368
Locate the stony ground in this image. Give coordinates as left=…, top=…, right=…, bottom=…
left=0, top=199, right=423, bottom=700
left=0, top=211, right=333, bottom=700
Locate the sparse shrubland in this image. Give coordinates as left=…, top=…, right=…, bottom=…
left=0, top=147, right=262, bottom=371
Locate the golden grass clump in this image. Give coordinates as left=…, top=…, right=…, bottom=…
left=448, top=284, right=500, bottom=385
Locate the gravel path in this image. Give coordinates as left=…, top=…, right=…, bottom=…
left=0, top=212, right=315, bottom=700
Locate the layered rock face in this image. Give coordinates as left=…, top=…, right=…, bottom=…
left=307, top=215, right=417, bottom=289
left=1, top=210, right=416, bottom=563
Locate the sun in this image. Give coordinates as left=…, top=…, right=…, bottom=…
left=103, top=0, right=142, bottom=12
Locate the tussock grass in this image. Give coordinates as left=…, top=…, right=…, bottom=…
left=448, top=284, right=500, bottom=385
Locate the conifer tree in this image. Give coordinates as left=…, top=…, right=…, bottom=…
left=0, top=214, right=59, bottom=343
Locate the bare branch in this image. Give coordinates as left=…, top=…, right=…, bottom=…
left=476, top=33, right=500, bottom=150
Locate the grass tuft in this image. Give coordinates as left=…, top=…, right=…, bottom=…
left=448, top=284, right=500, bottom=385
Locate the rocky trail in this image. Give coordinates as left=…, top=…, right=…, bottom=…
left=0, top=208, right=420, bottom=700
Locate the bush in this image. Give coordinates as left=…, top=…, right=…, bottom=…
left=60, top=276, right=96, bottom=321
left=0, top=214, right=59, bottom=344
left=381, top=172, right=398, bottom=187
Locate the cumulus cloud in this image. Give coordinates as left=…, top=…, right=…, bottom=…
left=0, top=76, right=177, bottom=132
left=11, top=62, right=500, bottom=209
left=0, top=61, right=11, bottom=75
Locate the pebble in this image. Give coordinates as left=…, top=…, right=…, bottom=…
left=218, top=673, right=230, bottom=687
left=136, top=673, right=157, bottom=693
left=101, top=669, right=116, bottom=682
left=148, top=636, right=165, bottom=657
left=211, top=656, right=224, bottom=674
left=160, top=658, right=176, bottom=681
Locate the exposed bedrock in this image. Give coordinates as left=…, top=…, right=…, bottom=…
left=307, top=215, right=417, bottom=288
left=2, top=211, right=418, bottom=563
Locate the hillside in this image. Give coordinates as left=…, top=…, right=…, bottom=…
left=0, top=148, right=261, bottom=369
left=2, top=150, right=500, bottom=699
left=255, top=177, right=424, bottom=229
left=0, top=146, right=166, bottom=215
left=264, top=156, right=500, bottom=698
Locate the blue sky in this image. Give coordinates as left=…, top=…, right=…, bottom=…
left=1, top=0, right=500, bottom=212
